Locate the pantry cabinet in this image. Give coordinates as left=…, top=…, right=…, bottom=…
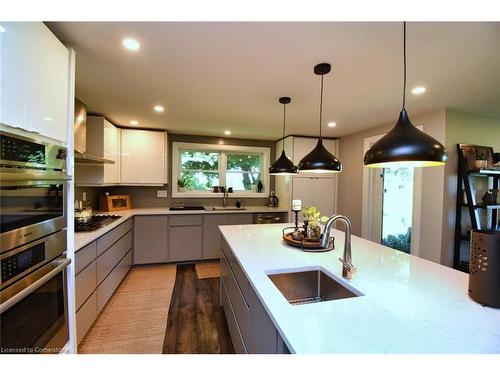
left=0, top=22, right=69, bottom=143
left=275, top=136, right=339, bottom=219
left=120, top=129, right=167, bottom=185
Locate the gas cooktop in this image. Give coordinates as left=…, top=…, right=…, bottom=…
left=75, top=215, right=121, bottom=232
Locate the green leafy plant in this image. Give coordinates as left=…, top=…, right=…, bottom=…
left=476, top=151, right=488, bottom=161
left=382, top=234, right=411, bottom=253
left=301, top=206, right=329, bottom=227
left=177, top=174, right=195, bottom=189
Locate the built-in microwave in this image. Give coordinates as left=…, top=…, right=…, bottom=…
left=0, top=127, right=70, bottom=252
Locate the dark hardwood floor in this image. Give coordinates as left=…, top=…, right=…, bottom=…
left=163, top=264, right=234, bottom=354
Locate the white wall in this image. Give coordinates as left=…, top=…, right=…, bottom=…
left=337, top=109, right=447, bottom=264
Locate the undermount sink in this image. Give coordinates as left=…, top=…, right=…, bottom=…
left=267, top=268, right=362, bottom=305
left=204, top=206, right=247, bottom=211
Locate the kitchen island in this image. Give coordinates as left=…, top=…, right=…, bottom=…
left=218, top=223, right=500, bottom=354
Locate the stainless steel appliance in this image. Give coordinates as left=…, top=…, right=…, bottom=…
left=253, top=212, right=288, bottom=224
left=267, top=191, right=279, bottom=207
left=0, top=126, right=70, bottom=354
left=1, top=127, right=70, bottom=251
left=75, top=215, right=121, bottom=232
left=1, top=239, right=70, bottom=353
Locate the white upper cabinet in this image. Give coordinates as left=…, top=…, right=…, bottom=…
left=0, top=22, right=69, bottom=143
left=75, top=116, right=120, bottom=185
left=103, top=120, right=120, bottom=183
left=120, top=129, right=167, bottom=185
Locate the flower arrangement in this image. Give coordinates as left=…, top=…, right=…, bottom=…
left=301, top=206, right=329, bottom=240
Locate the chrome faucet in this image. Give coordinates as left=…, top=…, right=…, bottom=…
left=320, top=214, right=357, bottom=279
left=222, top=187, right=229, bottom=207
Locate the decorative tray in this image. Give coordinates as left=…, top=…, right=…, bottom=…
left=282, top=227, right=334, bottom=252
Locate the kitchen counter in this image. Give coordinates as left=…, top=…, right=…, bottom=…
left=74, top=206, right=287, bottom=251
left=218, top=223, right=500, bottom=354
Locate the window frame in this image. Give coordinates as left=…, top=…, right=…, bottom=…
left=172, top=142, right=270, bottom=198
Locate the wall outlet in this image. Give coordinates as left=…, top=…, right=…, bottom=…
left=157, top=190, right=168, bottom=198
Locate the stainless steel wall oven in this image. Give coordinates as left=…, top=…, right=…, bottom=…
left=0, top=127, right=70, bottom=354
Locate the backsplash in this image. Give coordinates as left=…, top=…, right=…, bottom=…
left=75, top=186, right=271, bottom=209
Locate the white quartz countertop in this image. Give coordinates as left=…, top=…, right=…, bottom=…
left=74, top=206, right=286, bottom=251
left=219, top=223, right=500, bottom=354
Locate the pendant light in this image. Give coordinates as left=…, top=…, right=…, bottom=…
left=298, top=63, right=342, bottom=173
left=269, top=97, right=298, bottom=175
left=364, top=22, right=447, bottom=168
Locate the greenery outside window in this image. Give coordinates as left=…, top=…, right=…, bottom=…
left=172, top=142, right=270, bottom=198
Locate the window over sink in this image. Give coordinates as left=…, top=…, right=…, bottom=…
left=172, top=142, right=270, bottom=198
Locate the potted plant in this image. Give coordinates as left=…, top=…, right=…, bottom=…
left=177, top=174, right=191, bottom=192
left=301, top=206, right=329, bottom=241
left=475, top=151, right=488, bottom=169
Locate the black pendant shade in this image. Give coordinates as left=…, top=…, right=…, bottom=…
left=364, top=110, right=447, bottom=168
left=298, top=63, right=342, bottom=173
left=364, top=22, right=447, bottom=168
left=298, top=138, right=342, bottom=173
left=269, top=149, right=298, bottom=175
left=269, top=96, right=298, bottom=175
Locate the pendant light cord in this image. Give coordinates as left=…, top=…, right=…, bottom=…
left=402, top=21, right=407, bottom=110
left=319, top=73, right=324, bottom=138
left=282, top=102, right=286, bottom=148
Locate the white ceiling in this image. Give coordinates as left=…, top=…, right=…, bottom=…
left=47, top=22, right=500, bottom=140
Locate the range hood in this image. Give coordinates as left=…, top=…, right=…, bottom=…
left=74, top=98, right=115, bottom=165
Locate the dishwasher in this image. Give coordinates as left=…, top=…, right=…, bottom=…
left=253, top=212, right=288, bottom=224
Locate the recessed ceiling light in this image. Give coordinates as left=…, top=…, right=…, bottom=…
left=224, top=130, right=231, bottom=135
left=328, top=122, right=336, bottom=128
left=154, top=105, right=164, bottom=112
left=122, top=38, right=140, bottom=51
left=130, top=120, right=138, bottom=126
left=411, top=86, right=426, bottom=95
left=0, top=25, right=6, bottom=33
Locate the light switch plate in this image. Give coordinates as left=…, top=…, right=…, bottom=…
left=82, top=192, right=87, bottom=201
left=157, top=190, right=168, bottom=198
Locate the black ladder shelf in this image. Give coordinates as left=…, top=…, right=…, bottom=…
left=454, top=144, right=500, bottom=272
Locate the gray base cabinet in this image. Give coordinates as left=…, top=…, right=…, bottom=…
left=75, top=219, right=134, bottom=345
left=169, top=226, right=203, bottom=262
left=133, top=216, right=168, bottom=264
left=220, top=236, right=289, bottom=354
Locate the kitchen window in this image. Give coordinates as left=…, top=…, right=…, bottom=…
left=172, top=142, right=270, bottom=198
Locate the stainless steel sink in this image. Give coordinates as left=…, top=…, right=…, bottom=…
left=204, top=206, right=247, bottom=211
left=268, top=268, right=362, bottom=305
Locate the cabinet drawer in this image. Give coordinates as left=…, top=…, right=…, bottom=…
left=97, top=236, right=125, bottom=284
left=220, top=254, right=230, bottom=294
left=220, top=278, right=230, bottom=324
left=229, top=268, right=249, bottom=344
left=76, top=291, right=97, bottom=345
left=123, top=218, right=133, bottom=234
left=96, top=251, right=129, bottom=313
left=75, top=261, right=97, bottom=310
left=124, top=230, right=133, bottom=253
left=169, top=215, right=202, bottom=226
left=228, top=301, right=247, bottom=354
left=227, top=213, right=253, bottom=225
left=97, top=223, right=125, bottom=256
left=75, top=241, right=97, bottom=275
left=247, top=285, right=278, bottom=354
